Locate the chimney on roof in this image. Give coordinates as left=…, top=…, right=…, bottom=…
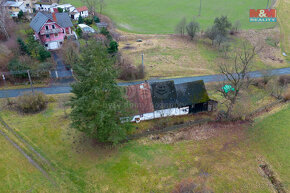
left=52, top=12, right=57, bottom=22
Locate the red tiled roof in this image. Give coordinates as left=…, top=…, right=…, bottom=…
left=76, top=6, right=88, bottom=12
left=126, top=83, right=154, bottom=115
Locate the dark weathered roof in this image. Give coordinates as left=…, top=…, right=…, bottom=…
left=126, top=83, right=154, bottom=115
left=176, top=80, right=210, bottom=107
left=150, top=81, right=177, bottom=110
left=30, top=12, right=73, bottom=33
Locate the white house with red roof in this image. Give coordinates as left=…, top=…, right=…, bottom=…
left=71, top=6, right=88, bottom=20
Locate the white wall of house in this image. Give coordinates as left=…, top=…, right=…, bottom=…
left=57, top=4, right=75, bottom=13
left=35, top=3, right=56, bottom=12
left=72, top=10, right=89, bottom=20
left=131, top=107, right=189, bottom=123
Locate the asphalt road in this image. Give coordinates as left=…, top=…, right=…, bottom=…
left=1, top=67, right=290, bottom=98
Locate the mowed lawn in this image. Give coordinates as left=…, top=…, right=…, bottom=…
left=65, top=0, right=275, bottom=34
left=0, top=95, right=289, bottom=192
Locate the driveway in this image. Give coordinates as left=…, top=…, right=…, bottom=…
left=50, top=52, right=73, bottom=79
left=0, top=67, right=290, bottom=98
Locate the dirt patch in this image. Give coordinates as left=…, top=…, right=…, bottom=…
left=148, top=121, right=248, bottom=144
left=239, top=28, right=287, bottom=68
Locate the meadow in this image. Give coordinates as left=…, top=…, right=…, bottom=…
left=0, top=93, right=289, bottom=192
left=65, top=0, right=276, bottom=34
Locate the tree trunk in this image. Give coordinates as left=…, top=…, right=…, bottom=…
left=0, top=20, right=9, bottom=40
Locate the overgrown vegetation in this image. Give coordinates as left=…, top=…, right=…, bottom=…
left=15, top=91, right=48, bottom=113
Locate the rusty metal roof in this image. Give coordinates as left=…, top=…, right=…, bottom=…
left=126, top=83, right=154, bottom=115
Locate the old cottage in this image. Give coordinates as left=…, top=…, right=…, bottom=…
left=126, top=80, right=217, bottom=123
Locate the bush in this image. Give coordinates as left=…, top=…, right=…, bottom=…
left=16, top=92, right=47, bottom=113
left=117, top=55, right=146, bottom=81
left=100, top=27, right=109, bottom=36
left=76, top=27, right=83, bottom=38
left=84, top=18, right=93, bottom=26
left=278, top=75, right=290, bottom=86
left=93, top=15, right=100, bottom=23
left=283, top=88, right=290, bottom=101
left=18, top=10, right=24, bottom=19
left=230, top=20, right=241, bottom=35
left=186, top=20, right=200, bottom=40
left=17, top=37, right=30, bottom=55
left=78, top=15, right=84, bottom=24
left=107, top=40, right=118, bottom=54
left=8, top=59, right=29, bottom=78
left=38, top=46, right=51, bottom=62
left=265, top=36, right=279, bottom=47
left=213, top=15, right=232, bottom=37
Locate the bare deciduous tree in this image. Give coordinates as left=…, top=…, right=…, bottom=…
left=175, top=17, right=187, bottom=36
left=186, top=20, right=199, bottom=40
left=60, top=40, right=79, bottom=66
left=0, top=0, right=10, bottom=40
left=217, top=43, right=256, bottom=119
left=82, top=0, right=97, bottom=15
left=98, top=0, right=105, bottom=15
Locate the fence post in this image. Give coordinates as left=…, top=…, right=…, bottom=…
left=27, top=70, right=35, bottom=95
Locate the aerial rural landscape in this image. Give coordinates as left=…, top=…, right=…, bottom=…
left=0, top=0, right=289, bottom=192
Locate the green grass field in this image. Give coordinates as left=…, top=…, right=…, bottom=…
left=65, top=0, right=276, bottom=34
left=0, top=130, right=56, bottom=193
left=249, top=103, right=290, bottom=190
left=0, top=94, right=289, bottom=192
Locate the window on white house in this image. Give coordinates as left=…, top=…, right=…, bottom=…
left=52, top=25, right=55, bottom=29
left=45, top=44, right=48, bottom=47
left=46, top=34, right=50, bottom=38
left=45, top=25, right=49, bottom=30
left=54, top=33, right=58, bottom=37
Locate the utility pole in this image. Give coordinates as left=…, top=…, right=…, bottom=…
left=2, top=74, right=8, bottom=99
left=198, top=0, right=202, bottom=16
left=141, top=53, right=144, bottom=75
left=27, top=70, right=34, bottom=95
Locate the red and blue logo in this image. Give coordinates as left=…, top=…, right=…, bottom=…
left=249, top=9, right=277, bottom=22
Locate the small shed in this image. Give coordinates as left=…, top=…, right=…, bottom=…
left=175, top=80, right=210, bottom=113
left=96, top=22, right=108, bottom=28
